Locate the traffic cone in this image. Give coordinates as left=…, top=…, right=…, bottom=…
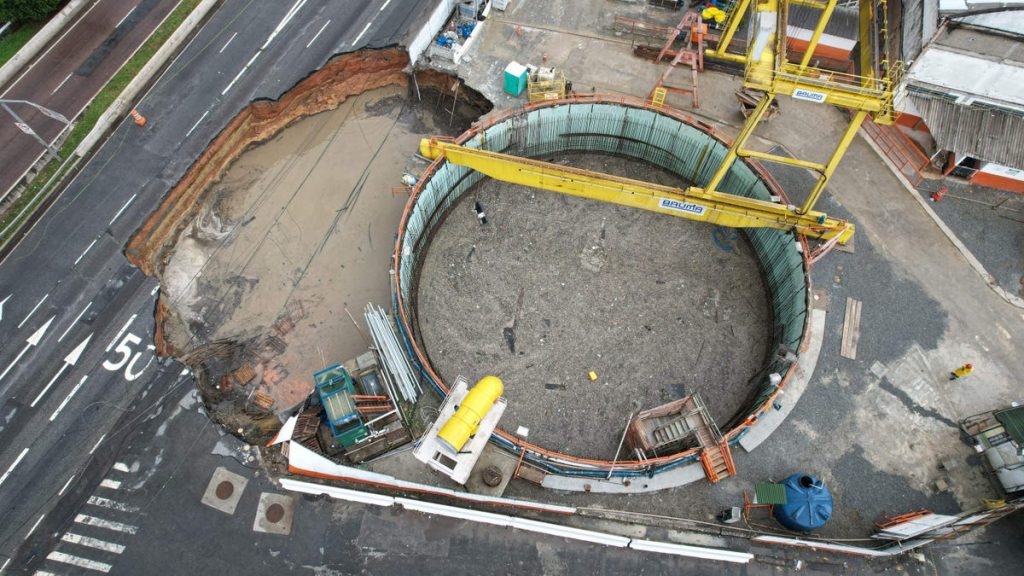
left=130, top=109, right=147, bottom=126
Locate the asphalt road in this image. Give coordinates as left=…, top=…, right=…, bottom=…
left=0, top=0, right=180, bottom=202
left=0, top=0, right=435, bottom=572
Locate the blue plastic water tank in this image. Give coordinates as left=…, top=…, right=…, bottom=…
left=773, top=473, right=833, bottom=531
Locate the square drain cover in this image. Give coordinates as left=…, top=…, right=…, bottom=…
left=253, top=492, right=295, bottom=535
left=201, top=467, right=248, bottom=515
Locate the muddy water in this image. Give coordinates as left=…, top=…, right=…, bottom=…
left=161, top=85, right=430, bottom=410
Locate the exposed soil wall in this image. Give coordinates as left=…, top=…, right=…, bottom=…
left=128, top=48, right=409, bottom=282
left=128, top=47, right=489, bottom=359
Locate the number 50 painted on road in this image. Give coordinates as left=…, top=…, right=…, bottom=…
left=103, top=332, right=154, bottom=381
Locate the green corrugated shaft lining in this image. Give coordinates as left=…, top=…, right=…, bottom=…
left=398, top=102, right=807, bottom=426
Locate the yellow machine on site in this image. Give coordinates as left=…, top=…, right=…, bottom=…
left=420, top=0, right=899, bottom=248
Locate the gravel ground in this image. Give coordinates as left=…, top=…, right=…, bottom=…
left=916, top=179, right=1024, bottom=297
left=413, top=153, right=773, bottom=459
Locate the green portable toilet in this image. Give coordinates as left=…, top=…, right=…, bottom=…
left=504, top=61, right=528, bottom=97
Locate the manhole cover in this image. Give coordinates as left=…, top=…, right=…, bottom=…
left=481, top=465, right=503, bottom=487
left=215, top=481, right=234, bottom=500
left=265, top=503, right=285, bottom=523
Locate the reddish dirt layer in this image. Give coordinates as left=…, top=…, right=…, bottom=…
left=127, top=47, right=468, bottom=358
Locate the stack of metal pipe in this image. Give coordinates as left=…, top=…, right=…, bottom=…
left=365, top=304, right=421, bottom=404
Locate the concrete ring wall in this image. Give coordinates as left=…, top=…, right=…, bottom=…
left=393, top=95, right=811, bottom=478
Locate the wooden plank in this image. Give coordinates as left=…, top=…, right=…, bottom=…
left=841, top=297, right=862, bottom=359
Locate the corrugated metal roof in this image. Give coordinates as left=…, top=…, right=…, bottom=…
left=995, top=406, right=1024, bottom=446
left=909, top=92, right=1024, bottom=168
left=788, top=5, right=859, bottom=39
left=954, top=10, right=1024, bottom=38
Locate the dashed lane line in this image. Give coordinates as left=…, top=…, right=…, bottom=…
left=99, top=478, right=122, bottom=490
left=306, top=20, right=330, bottom=48
left=0, top=447, right=29, bottom=488
left=17, top=293, right=48, bottom=328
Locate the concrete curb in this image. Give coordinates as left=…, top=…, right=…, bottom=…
left=739, top=306, right=826, bottom=452
left=0, top=0, right=91, bottom=91
left=858, top=130, right=1024, bottom=310
left=280, top=477, right=756, bottom=564
left=74, top=0, right=220, bottom=157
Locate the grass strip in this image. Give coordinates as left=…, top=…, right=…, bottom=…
left=0, top=21, right=45, bottom=67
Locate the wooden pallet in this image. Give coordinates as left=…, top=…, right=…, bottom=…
left=841, top=297, right=862, bottom=359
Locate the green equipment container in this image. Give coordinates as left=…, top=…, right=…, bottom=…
left=504, top=61, right=528, bottom=97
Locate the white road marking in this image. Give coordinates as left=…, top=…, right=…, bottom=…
left=306, top=20, right=330, bottom=48
left=35, top=570, right=58, bottom=575
left=99, top=478, right=122, bottom=490
left=0, top=447, right=29, bottom=488
left=26, top=513, right=45, bottom=538
left=0, top=0, right=100, bottom=96
left=380, top=0, right=392, bottom=10
left=106, top=314, right=137, bottom=353
left=59, top=301, right=92, bottom=342
left=108, top=193, right=137, bottom=226
left=74, top=239, right=98, bottom=266
left=50, top=72, right=74, bottom=95
left=150, top=284, right=160, bottom=296
left=185, top=110, right=209, bottom=138
left=59, top=474, right=76, bottom=496
left=74, top=514, right=138, bottom=534
left=1, top=558, right=9, bottom=572
left=0, top=294, right=9, bottom=322
left=262, top=0, right=308, bottom=50
left=89, top=434, right=107, bottom=455
left=112, top=462, right=131, bottom=473
left=180, top=367, right=190, bottom=376
left=353, top=21, right=373, bottom=45
left=221, top=66, right=247, bottom=95
left=219, top=31, right=238, bottom=53
left=0, top=316, right=53, bottom=383
left=18, top=293, right=48, bottom=328
left=62, top=533, right=125, bottom=554
left=88, top=496, right=139, bottom=513
left=50, top=375, right=89, bottom=422
left=46, top=551, right=111, bottom=573
left=32, top=333, right=92, bottom=408
left=115, top=6, right=136, bottom=28
left=224, top=0, right=307, bottom=96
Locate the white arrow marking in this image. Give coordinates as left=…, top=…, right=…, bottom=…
left=31, top=333, right=92, bottom=408
left=0, top=316, right=54, bottom=383
left=0, top=294, right=9, bottom=322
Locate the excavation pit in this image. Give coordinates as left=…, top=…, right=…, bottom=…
left=396, top=97, right=810, bottom=475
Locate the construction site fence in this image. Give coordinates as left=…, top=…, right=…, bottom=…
left=392, top=94, right=811, bottom=476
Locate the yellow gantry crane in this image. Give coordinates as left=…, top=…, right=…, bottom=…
left=419, top=0, right=899, bottom=246
left=706, top=0, right=901, bottom=214
left=420, top=139, right=854, bottom=243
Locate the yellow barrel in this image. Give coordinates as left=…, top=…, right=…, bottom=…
left=437, top=376, right=504, bottom=454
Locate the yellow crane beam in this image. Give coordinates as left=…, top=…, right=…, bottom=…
left=420, top=139, right=854, bottom=244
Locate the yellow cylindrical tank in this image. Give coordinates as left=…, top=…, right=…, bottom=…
left=437, top=376, right=504, bottom=454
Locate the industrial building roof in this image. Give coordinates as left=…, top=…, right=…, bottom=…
left=906, top=29, right=1024, bottom=109
left=908, top=92, right=1024, bottom=168
left=953, top=10, right=1024, bottom=37
left=788, top=4, right=859, bottom=39
left=996, top=405, right=1024, bottom=446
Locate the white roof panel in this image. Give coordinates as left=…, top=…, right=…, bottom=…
left=908, top=48, right=1024, bottom=107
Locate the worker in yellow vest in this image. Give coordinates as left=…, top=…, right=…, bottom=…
left=949, top=363, right=974, bottom=381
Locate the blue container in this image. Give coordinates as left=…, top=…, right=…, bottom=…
left=773, top=473, right=833, bottom=531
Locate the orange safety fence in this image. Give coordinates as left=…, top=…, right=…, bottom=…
left=862, top=119, right=930, bottom=189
